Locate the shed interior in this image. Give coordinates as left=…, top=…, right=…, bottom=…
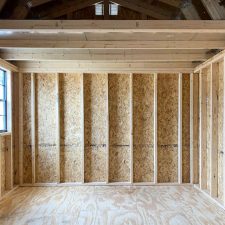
left=0, top=20, right=225, bottom=224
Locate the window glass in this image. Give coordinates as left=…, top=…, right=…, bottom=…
left=0, top=116, right=5, bottom=131
left=0, top=85, right=4, bottom=100
left=0, top=71, right=4, bottom=85
left=0, top=101, right=4, bottom=115
left=0, top=69, right=7, bottom=132
left=95, top=3, right=103, bottom=15
left=110, top=3, right=118, bottom=15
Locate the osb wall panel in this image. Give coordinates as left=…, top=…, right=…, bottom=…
left=84, top=73, right=107, bottom=182
left=182, top=74, right=190, bottom=183
left=36, top=74, right=58, bottom=183
left=133, top=74, right=154, bottom=182
left=109, top=74, right=131, bottom=182
left=157, top=74, right=178, bottom=183
left=218, top=61, right=224, bottom=201
left=206, top=67, right=211, bottom=191
left=23, top=73, right=32, bottom=183
left=60, top=73, right=82, bottom=182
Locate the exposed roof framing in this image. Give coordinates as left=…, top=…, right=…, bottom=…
left=0, top=20, right=224, bottom=73
left=0, top=40, right=224, bottom=49
left=113, top=0, right=173, bottom=19
left=10, top=0, right=29, bottom=19
left=159, top=0, right=180, bottom=8
left=0, top=0, right=215, bottom=20
left=0, top=49, right=212, bottom=62
left=39, top=0, right=99, bottom=19
left=27, top=0, right=54, bottom=8
left=0, top=20, right=224, bottom=32
left=201, top=0, right=225, bottom=19
left=0, top=0, right=6, bottom=12
left=180, top=0, right=200, bottom=19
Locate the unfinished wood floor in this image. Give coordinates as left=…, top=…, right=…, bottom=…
left=0, top=186, right=225, bottom=225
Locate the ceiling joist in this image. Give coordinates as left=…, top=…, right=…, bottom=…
left=0, top=50, right=211, bottom=62
left=0, top=20, right=225, bottom=33
left=14, top=61, right=197, bottom=73
left=0, top=40, right=224, bottom=49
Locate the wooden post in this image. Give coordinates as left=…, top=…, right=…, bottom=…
left=31, top=73, right=36, bottom=184
left=223, top=56, right=225, bottom=206
left=210, top=63, right=219, bottom=197
left=154, top=73, right=157, bottom=184
left=130, top=73, right=133, bottom=184
left=190, top=73, right=194, bottom=183
left=104, top=0, right=109, bottom=19
left=56, top=73, right=61, bottom=183
left=81, top=73, right=85, bottom=183
left=19, top=72, right=23, bottom=185
left=199, top=69, right=207, bottom=190
left=10, top=72, right=14, bottom=188
left=191, top=73, right=199, bottom=184
left=106, top=73, right=109, bottom=183
left=178, top=73, right=182, bottom=184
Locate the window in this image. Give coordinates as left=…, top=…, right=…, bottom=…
left=95, top=2, right=119, bottom=16
left=0, top=69, right=7, bottom=132
left=95, top=3, right=104, bottom=15
left=109, top=3, right=118, bottom=16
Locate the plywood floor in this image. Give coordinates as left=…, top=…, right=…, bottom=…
left=0, top=186, right=225, bottom=225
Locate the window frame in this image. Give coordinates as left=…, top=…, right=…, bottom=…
left=0, top=69, right=7, bottom=133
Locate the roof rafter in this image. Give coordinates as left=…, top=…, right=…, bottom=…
left=27, top=0, right=54, bottom=8
left=0, top=40, right=224, bottom=49
left=113, top=0, right=173, bottom=19
left=39, top=0, right=99, bottom=19
left=201, top=0, right=225, bottom=19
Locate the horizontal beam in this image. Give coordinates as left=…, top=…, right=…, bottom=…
left=0, top=40, right=224, bottom=49
left=15, top=61, right=197, bottom=73
left=0, top=20, right=225, bottom=33
left=0, top=52, right=210, bottom=62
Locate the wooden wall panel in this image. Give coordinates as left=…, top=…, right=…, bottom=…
left=157, top=74, right=178, bottom=183
left=133, top=73, right=154, bottom=182
left=109, top=74, right=131, bottom=182
left=36, top=73, right=57, bottom=183
left=60, top=73, right=83, bottom=182
left=0, top=135, right=11, bottom=195
left=218, top=60, right=224, bottom=201
left=12, top=73, right=19, bottom=185
left=182, top=74, right=190, bottom=183
left=23, top=73, right=32, bottom=183
left=0, top=136, right=6, bottom=195
left=84, top=73, right=107, bottom=182
left=206, top=67, right=211, bottom=191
